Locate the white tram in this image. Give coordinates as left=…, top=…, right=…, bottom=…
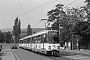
left=19, top=30, right=60, bottom=55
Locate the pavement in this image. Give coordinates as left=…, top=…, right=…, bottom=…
left=0, top=48, right=16, bottom=60
left=59, top=49, right=90, bottom=60
left=59, top=49, right=90, bottom=56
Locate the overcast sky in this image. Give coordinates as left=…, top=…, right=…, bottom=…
left=0, top=0, right=85, bottom=29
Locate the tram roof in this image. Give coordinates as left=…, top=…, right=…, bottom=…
left=31, top=30, right=58, bottom=37
left=19, top=30, right=57, bottom=40
left=19, top=35, right=32, bottom=40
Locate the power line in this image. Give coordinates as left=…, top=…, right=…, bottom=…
left=1, top=0, right=77, bottom=27
left=1, top=0, right=58, bottom=25
left=18, top=0, right=77, bottom=17
left=18, top=0, right=58, bottom=16
left=64, top=0, right=77, bottom=8
left=18, top=0, right=30, bottom=20
left=33, top=20, right=42, bottom=27
left=33, top=0, right=78, bottom=27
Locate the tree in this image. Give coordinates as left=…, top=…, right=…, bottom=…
left=47, top=4, right=80, bottom=42
left=69, top=0, right=90, bottom=49
left=27, top=24, right=32, bottom=36
left=47, top=3, right=89, bottom=48
left=4, top=31, right=12, bottom=43
left=46, top=1, right=90, bottom=49
left=72, top=21, right=90, bottom=49
left=0, top=30, right=5, bottom=43
left=18, top=19, right=21, bottom=39
left=13, top=17, right=21, bottom=43
left=47, top=4, right=68, bottom=38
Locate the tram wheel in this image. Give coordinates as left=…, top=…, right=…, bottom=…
left=51, top=51, right=58, bottom=56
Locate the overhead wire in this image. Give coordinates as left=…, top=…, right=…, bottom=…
left=17, top=0, right=30, bottom=20
left=64, top=0, right=77, bottom=8
left=33, top=0, right=78, bottom=27
left=33, top=20, right=43, bottom=27
left=18, top=0, right=58, bottom=16
left=1, top=0, right=77, bottom=27
left=1, top=0, right=58, bottom=25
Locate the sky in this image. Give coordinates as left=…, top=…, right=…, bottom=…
left=0, top=0, right=85, bottom=29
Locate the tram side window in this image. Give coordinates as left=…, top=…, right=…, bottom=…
left=43, top=34, right=48, bottom=43
left=32, top=37, right=34, bottom=43
left=24, top=39, right=27, bottom=43
left=37, top=35, right=41, bottom=43
left=27, top=38, right=31, bottom=43
left=23, top=40, right=25, bottom=43
left=32, top=37, right=37, bottom=43
left=20, top=40, right=23, bottom=43
left=39, top=34, right=46, bottom=43
left=29, top=38, right=32, bottom=43
left=35, top=36, right=38, bottom=43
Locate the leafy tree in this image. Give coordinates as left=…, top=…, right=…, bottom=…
left=47, top=4, right=75, bottom=48
left=51, top=22, right=59, bottom=30
left=13, top=17, right=21, bottom=43
left=0, top=30, right=5, bottom=43
left=18, top=19, right=21, bottom=39
left=47, top=3, right=89, bottom=47
left=47, top=4, right=67, bottom=26
left=4, top=31, right=12, bottom=43
left=72, top=21, right=90, bottom=49
left=70, top=0, right=90, bottom=49
left=47, top=4, right=68, bottom=40
left=46, top=1, right=90, bottom=49
left=27, top=24, right=32, bottom=36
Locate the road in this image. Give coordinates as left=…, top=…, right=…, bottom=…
left=13, top=48, right=75, bottom=60
left=2, top=44, right=90, bottom=60
left=2, top=43, right=76, bottom=60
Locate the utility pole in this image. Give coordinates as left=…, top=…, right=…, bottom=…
left=72, top=34, right=73, bottom=50
left=59, top=23, right=61, bottom=46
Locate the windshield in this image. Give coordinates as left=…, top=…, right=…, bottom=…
left=47, top=31, right=59, bottom=43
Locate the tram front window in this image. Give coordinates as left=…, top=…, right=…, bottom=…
left=48, top=32, right=59, bottom=43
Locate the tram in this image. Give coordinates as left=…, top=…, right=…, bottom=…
left=19, top=30, right=60, bottom=55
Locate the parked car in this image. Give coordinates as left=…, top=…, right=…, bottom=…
left=11, top=44, right=17, bottom=49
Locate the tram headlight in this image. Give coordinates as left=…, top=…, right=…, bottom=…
left=48, top=46, right=51, bottom=50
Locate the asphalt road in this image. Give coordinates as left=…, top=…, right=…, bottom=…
left=2, top=43, right=90, bottom=60
left=13, top=48, right=76, bottom=60
left=1, top=43, right=76, bottom=60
